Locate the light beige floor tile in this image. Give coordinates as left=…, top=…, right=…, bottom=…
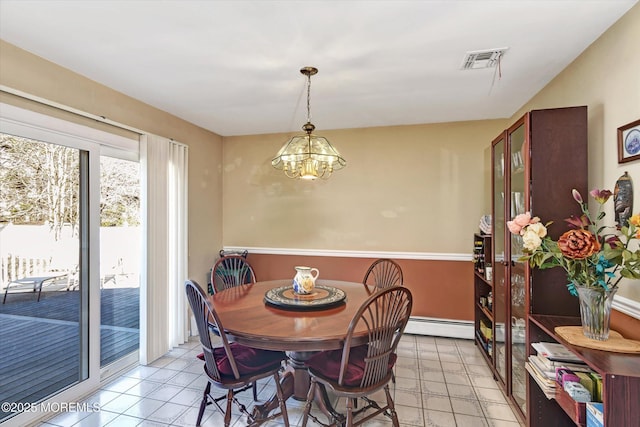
left=181, top=362, right=204, bottom=375
left=394, top=376, right=421, bottom=392
left=146, top=368, right=179, bottom=383
left=170, top=405, right=209, bottom=427
left=396, top=365, right=421, bottom=379
left=391, top=389, right=422, bottom=407
left=122, top=396, right=164, bottom=418
left=104, top=413, right=143, bottom=426
left=123, top=379, right=163, bottom=398
left=444, top=372, right=471, bottom=386
left=100, top=393, right=141, bottom=413
left=166, top=371, right=201, bottom=387
left=145, top=384, right=184, bottom=401
left=186, top=375, right=209, bottom=391
left=455, top=413, right=490, bottom=426
left=465, top=363, right=494, bottom=377
left=137, top=420, right=171, bottom=427
left=441, top=362, right=467, bottom=374
left=486, top=418, right=524, bottom=426
left=163, top=359, right=192, bottom=372
left=419, top=359, right=442, bottom=372
left=474, top=387, right=509, bottom=404
left=422, top=393, right=452, bottom=412
left=82, top=389, right=122, bottom=407
left=42, top=409, right=92, bottom=427
left=461, top=354, right=489, bottom=365
left=417, top=350, right=440, bottom=361
left=470, top=375, right=500, bottom=389
left=420, top=370, right=445, bottom=383
left=71, top=410, right=119, bottom=427
left=122, top=365, right=160, bottom=380
left=420, top=380, right=449, bottom=396
left=396, top=354, right=419, bottom=367
left=166, top=347, right=191, bottom=358
left=480, top=402, right=519, bottom=422
left=445, top=383, right=476, bottom=400
left=148, top=356, right=177, bottom=368
left=422, top=409, right=457, bottom=426
left=37, top=337, right=528, bottom=427
left=146, top=402, right=189, bottom=424
left=102, top=376, right=141, bottom=393
left=395, top=404, right=425, bottom=426
left=439, top=353, right=463, bottom=363
left=450, top=397, right=483, bottom=416
left=170, top=387, right=202, bottom=407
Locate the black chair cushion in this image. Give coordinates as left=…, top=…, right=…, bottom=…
left=305, top=344, right=396, bottom=386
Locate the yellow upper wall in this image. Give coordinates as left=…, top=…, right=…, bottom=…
left=223, top=120, right=505, bottom=253
left=0, top=39, right=224, bottom=283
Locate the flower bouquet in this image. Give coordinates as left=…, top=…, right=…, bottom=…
left=507, top=189, right=640, bottom=340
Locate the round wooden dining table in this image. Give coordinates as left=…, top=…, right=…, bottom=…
left=208, top=279, right=375, bottom=421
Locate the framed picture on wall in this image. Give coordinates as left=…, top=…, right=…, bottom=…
left=618, top=119, right=640, bottom=163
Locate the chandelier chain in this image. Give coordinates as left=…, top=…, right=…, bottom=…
left=306, top=72, right=311, bottom=123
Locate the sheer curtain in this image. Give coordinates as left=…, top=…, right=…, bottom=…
left=140, top=134, right=189, bottom=364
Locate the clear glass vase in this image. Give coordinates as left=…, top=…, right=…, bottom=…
left=576, top=286, right=618, bottom=340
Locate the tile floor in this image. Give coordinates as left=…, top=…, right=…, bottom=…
left=40, top=335, right=524, bottom=426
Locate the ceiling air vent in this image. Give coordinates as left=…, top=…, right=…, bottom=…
left=461, top=48, right=508, bottom=70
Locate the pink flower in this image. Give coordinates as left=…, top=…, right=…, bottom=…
left=589, top=189, right=613, bottom=204
left=507, top=212, right=539, bottom=234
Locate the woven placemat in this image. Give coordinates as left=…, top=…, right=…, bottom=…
left=554, top=326, right=640, bottom=353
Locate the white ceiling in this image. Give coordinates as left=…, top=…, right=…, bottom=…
left=0, top=0, right=637, bottom=137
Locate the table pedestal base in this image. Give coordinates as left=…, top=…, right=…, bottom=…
left=251, top=351, right=343, bottom=425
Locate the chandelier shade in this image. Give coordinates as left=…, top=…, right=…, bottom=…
left=272, top=67, right=346, bottom=180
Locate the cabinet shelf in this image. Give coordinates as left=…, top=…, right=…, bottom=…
left=476, top=302, right=493, bottom=321
left=474, top=271, right=492, bottom=286
left=528, top=314, right=640, bottom=427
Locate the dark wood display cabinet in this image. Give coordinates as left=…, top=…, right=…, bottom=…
left=485, top=106, right=588, bottom=424
left=528, top=315, right=640, bottom=427
left=474, top=233, right=493, bottom=366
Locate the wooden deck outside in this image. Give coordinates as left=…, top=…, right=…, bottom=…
left=0, top=287, right=139, bottom=421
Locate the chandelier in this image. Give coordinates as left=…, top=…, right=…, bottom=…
left=272, top=66, right=346, bottom=180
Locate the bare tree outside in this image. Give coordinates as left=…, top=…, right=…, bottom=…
left=0, top=134, right=78, bottom=240
left=0, top=134, right=140, bottom=236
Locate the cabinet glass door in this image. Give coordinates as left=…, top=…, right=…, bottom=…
left=492, top=134, right=507, bottom=385
left=508, top=122, right=527, bottom=416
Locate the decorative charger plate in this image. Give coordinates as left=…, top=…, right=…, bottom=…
left=264, top=284, right=346, bottom=310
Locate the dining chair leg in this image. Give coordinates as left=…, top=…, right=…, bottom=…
left=224, top=389, right=233, bottom=427
left=196, top=382, right=211, bottom=426
left=252, top=382, right=258, bottom=401
left=345, top=398, right=355, bottom=427
left=273, top=371, right=290, bottom=427
left=384, top=385, right=399, bottom=427
left=301, top=378, right=317, bottom=427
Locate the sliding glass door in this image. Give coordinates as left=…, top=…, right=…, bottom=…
left=0, top=102, right=141, bottom=425
left=99, top=156, right=141, bottom=368
left=0, top=134, right=88, bottom=422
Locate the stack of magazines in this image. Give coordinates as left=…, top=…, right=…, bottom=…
left=526, top=342, right=591, bottom=399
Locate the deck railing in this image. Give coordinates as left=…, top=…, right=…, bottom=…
left=1, top=255, right=55, bottom=289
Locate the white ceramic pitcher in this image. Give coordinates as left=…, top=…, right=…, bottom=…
left=292, top=266, right=319, bottom=294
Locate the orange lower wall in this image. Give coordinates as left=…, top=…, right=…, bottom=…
left=242, top=253, right=640, bottom=337
left=245, top=254, right=474, bottom=321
